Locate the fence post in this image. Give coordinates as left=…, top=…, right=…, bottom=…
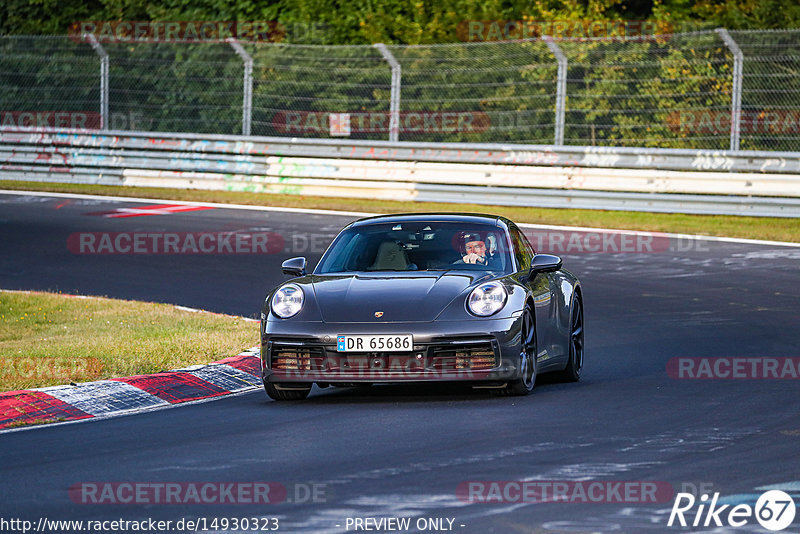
left=84, top=34, right=109, bottom=130
left=374, top=43, right=401, bottom=142
left=544, top=37, right=567, bottom=146
left=227, top=38, right=253, bottom=136
left=716, top=28, right=743, bottom=151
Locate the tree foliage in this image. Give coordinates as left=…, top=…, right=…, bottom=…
left=3, top=0, right=800, bottom=42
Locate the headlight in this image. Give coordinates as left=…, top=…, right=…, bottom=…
left=467, top=282, right=508, bottom=317
left=271, top=284, right=304, bottom=318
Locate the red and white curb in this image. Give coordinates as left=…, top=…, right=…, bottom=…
left=0, top=348, right=262, bottom=431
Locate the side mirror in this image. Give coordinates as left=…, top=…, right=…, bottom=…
left=281, top=257, right=307, bottom=277
left=529, top=254, right=562, bottom=275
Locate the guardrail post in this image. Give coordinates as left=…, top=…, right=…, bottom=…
left=716, top=28, right=743, bottom=151
left=84, top=34, right=109, bottom=130
left=374, top=43, right=401, bottom=142
left=544, top=37, right=567, bottom=146
left=227, top=38, right=253, bottom=136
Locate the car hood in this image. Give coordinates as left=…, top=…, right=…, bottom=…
left=310, top=271, right=493, bottom=322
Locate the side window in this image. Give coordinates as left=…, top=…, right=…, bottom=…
left=509, top=225, right=533, bottom=271
left=519, top=228, right=536, bottom=256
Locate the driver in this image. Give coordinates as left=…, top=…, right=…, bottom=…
left=455, top=232, right=500, bottom=268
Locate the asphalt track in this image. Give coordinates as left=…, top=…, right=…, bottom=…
left=1, top=191, right=799, bottom=533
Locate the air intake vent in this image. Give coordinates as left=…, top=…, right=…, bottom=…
left=431, top=343, right=496, bottom=371
left=270, top=345, right=324, bottom=371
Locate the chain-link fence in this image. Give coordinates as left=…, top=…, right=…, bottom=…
left=1, top=30, right=799, bottom=150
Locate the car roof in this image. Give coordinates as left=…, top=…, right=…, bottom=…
left=351, top=212, right=506, bottom=228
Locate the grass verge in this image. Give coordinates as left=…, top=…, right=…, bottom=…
left=5, top=417, right=64, bottom=428
left=0, top=290, right=258, bottom=392
left=2, top=180, right=800, bottom=243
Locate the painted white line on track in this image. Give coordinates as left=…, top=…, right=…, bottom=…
left=515, top=222, right=800, bottom=248
left=0, top=289, right=259, bottom=322
left=2, top=188, right=799, bottom=248
left=174, top=304, right=259, bottom=322
left=0, top=189, right=376, bottom=218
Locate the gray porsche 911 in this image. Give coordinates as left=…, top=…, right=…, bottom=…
left=260, top=213, right=583, bottom=400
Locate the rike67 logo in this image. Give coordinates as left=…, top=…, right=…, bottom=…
left=668, top=490, right=796, bottom=531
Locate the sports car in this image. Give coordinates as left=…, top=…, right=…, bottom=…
left=260, top=213, right=583, bottom=400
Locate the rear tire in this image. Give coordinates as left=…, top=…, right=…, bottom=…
left=499, top=304, right=536, bottom=396
left=264, top=380, right=311, bottom=401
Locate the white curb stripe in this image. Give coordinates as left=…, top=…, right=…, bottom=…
left=180, top=364, right=261, bottom=392
left=39, top=380, right=169, bottom=417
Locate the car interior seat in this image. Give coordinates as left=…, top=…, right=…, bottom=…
left=369, top=241, right=410, bottom=270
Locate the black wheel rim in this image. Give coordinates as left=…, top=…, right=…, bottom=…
left=570, top=299, right=584, bottom=373
left=520, top=308, right=536, bottom=390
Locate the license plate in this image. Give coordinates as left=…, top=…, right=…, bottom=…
left=336, top=334, right=413, bottom=352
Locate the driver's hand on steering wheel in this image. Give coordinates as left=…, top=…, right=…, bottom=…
left=462, top=253, right=486, bottom=264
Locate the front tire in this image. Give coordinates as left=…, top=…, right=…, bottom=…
left=500, top=304, right=537, bottom=396
left=558, top=294, right=584, bottom=382
left=264, top=380, right=311, bottom=401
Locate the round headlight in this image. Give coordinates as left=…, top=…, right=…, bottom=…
left=467, top=282, right=508, bottom=317
left=271, top=284, right=304, bottom=318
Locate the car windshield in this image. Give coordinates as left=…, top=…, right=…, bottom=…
left=315, top=221, right=513, bottom=274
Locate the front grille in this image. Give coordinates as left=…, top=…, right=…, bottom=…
left=431, top=343, right=497, bottom=371
left=268, top=338, right=498, bottom=375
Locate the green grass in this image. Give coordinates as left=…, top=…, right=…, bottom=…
left=5, top=417, right=64, bottom=428
left=2, top=180, right=799, bottom=242
left=0, top=290, right=258, bottom=392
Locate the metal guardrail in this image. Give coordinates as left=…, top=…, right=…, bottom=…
left=2, top=127, right=800, bottom=217
left=4, top=127, right=800, bottom=173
